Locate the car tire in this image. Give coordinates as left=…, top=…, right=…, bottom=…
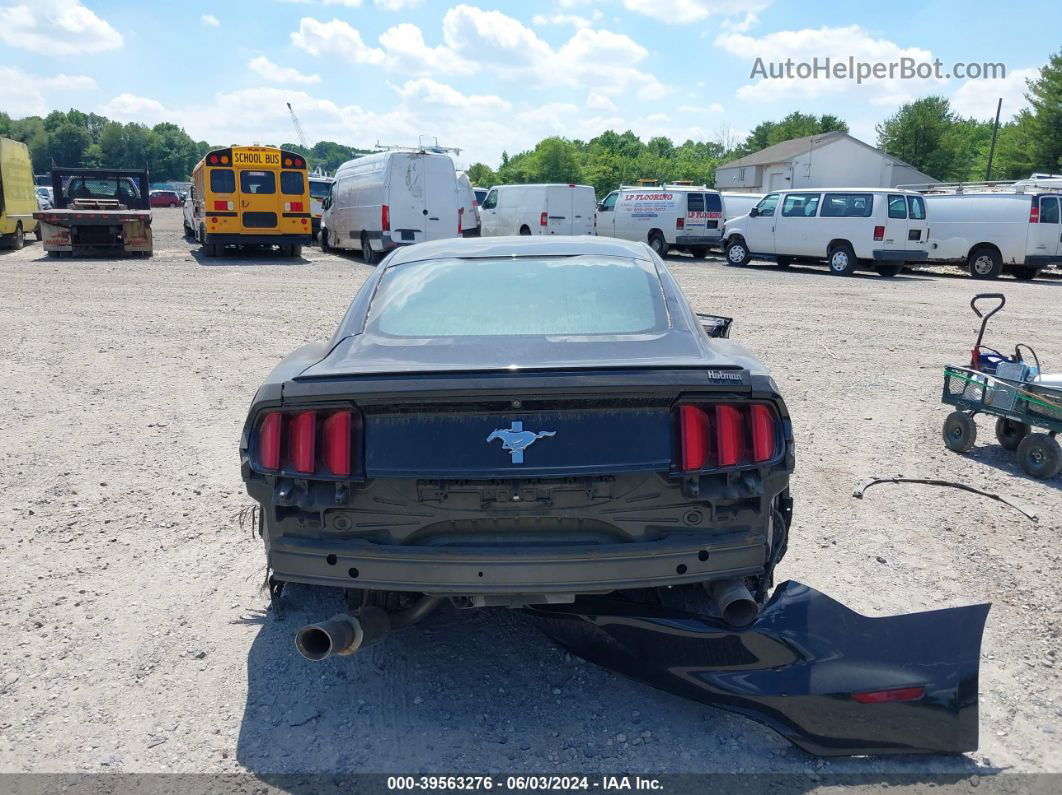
left=1009, top=267, right=1041, bottom=281
left=995, top=417, right=1029, bottom=450
left=942, top=411, right=977, bottom=453
left=968, top=247, right=1002, bottom=279
left=290, top=244, right=302, bottom=258
left=320, top=229, right=331, bottom=252
left=10, top=222, right=25, bottom=250
left=827, top=243, right=856, bottom=276
left=648, top=232, right=668, bottom=257
left=876, top=264, right=902, bottom=277
left=724, top=238, right=749, bottom=267
left=519, top=225, right=531, bottom=236
left=34, top=223, right=43, bottom=241
left=1016, top=433, right=1062, bottom=479
left=361, top=233, right=378, bottom=264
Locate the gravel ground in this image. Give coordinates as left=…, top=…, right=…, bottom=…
left=1, top=208, right=1060, bottom=783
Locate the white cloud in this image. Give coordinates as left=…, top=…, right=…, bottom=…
left=374, top=0, right=423, bottom=9
left=248, top=55, right=321, bottom=85
left=389, top=78, right=510, bottom=110
left=0, top=0, right=122, bottom=55
left=291, top=17, right=385, bottom=64
left=291, top=17, right=475, bottom=74
left=0, top=66, right=96, bottom=117
left=715, top=25, right=941, bottom=103
left=587, top=92, right=618, bottom=111
left=623, top=0, right=770, bottom=24
left=678, top=103, right=724, bottom=113
left=378, top=23, right=477, bottom=75
left=97, top=93, right=171, bottom=124
left=200, top=13, right=220, bottom=28
left=949, top=67, right=1036, bottom=120
left=531, top=13, right=595, bottom=29
left=441, top=5, right=672, bottom=99
left=718, top=12, right=758, bottom=32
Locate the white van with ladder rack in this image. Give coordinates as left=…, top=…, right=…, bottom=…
left=901, top=179, right=1062, bottom=280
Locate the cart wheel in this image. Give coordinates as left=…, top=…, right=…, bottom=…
left=994, top=417, right=1029, bottom=450
left=1015, top=433, right=1062, bottom=479
left=942, top=411, right=977, bottom=452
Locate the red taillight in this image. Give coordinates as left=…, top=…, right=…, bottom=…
left=852, top=686, right=925, bottom=704
left=679, top=405, right=710, bottom=471
left=677, top=403, right=778, bottom=472
left=294, top=157, right=304, bottom=168
left=322, top=411, right=352, bottom=476
left=382, top=204, right=390, bottom=232
left=458, top=207, right=463, bottom=235
left=209, top=154, right=218, bottom=165
left=258, top=413, right=283, bottom=470
left=750, top=404, right=774, bottom=462
left=540, top=211, right=548, bottom=227
left=676, top=217, right=684, bottom=230
left=1030, top=203, right=1040, bottom=223
left=873, top=225, right=885, bottom=241
left=213, top=200, right=228, bottom=211
left=289, top=411, right=316, bottom=474
left=716, top=405, right=744, bottom=467
left=256, top=408, right=358, bottom=476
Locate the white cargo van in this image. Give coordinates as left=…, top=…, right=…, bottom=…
left=308, top=175, right=333, bottom=243
left=456, top=170, right=480, bottom=237
left=722, top=188, right=928, bottom=276
left=594, top=185, right=740, bottom=258
left=913, top=182, right=1062, bottom=280
left=480, top=184, right=596, bottom=237
left=321, top=150, right=460, bottom=263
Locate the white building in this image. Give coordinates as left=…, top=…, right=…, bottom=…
left=714, top=132, right=938, bottom=194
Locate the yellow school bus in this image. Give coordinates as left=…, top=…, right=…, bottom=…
left=186, top=145, right=312, bottom=257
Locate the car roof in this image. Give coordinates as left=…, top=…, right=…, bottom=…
left=382, top=236, right=654, bottom=266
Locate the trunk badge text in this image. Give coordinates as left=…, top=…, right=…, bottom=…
left=486, top=421, right=556, bottom=464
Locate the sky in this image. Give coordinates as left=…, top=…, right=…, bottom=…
left=2, top=0, right=1059, bottom=170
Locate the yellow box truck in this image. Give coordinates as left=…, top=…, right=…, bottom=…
left=0, top=136, right=40, bottom=249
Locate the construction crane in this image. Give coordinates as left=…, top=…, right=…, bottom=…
left=286, top=102, right=309, bottom=151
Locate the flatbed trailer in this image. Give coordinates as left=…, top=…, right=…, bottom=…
left=33, top=168, right=153, bottom=257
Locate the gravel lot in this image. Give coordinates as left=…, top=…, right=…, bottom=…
left=1, top=208, right=1060, bottom=783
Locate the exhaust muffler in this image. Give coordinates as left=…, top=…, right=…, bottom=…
left=707, top=578, right=759, bottom=627
left=295, top=606, right=391, bottom=661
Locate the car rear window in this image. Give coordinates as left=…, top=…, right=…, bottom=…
left=240, top=170, right=275, bottom=194
left=369, top=256, right=667, bottom=337
left=210, top=169, right=235, bottom=193
left=281, top=171, right=305, bottom=195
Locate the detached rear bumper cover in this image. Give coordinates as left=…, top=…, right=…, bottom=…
left=531, top=581, right=989, bottom=757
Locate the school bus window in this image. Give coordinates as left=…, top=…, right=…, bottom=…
left=281, top=171, right=305, bottom=195
left=240, top=170, right=275, bottom=194
left=210, top=169, right=235, bottom=193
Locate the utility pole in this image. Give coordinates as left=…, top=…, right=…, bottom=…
left=985, top=97, right=1002, bottom=181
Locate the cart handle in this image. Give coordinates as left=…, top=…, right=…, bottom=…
left=971, top=293, right=1005, bottom=319
left=971, top=293, right=1005, bottom=360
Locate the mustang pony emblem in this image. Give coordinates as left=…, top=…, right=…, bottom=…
left=486, top=421, right=556, bottom=464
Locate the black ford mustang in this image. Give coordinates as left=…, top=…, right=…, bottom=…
left=241, top=236, right=794, bottom=657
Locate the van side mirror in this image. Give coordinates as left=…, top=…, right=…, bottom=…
left=749, top=207, right=759, bottom=218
